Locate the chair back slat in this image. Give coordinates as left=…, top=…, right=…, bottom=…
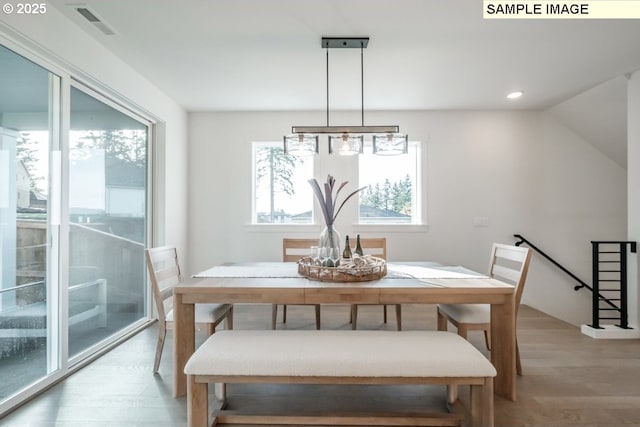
left=282, top=238, right=319, bottom=262
left=491, top=264, right=522, bottom=283
left=359, top=237, right=387, bottom=260
left=158, top=287, right=174, bottom=301
left=494, top=245, right=528, bottom=263
left=488, top=243, right=532, bottom=311
left=154, top=264, right=181, bottom=283
left=145, top=246, right=183, bottom=322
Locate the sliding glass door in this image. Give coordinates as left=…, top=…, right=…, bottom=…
left=0, top=41, right=152, bottom=411
left=0, top=45, right=58, bottom=401
left=68, top=86, right=149, bottom=359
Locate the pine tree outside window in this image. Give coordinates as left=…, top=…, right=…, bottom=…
left=358, top=141, right=421, bottom=224
left=252, top=142, right=314, bottom=224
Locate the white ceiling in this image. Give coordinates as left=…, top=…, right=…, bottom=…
left=48, top=0, right=640, bottom=112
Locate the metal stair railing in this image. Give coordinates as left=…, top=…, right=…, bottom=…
left=514, top=234, right=635, bottom=329
left=590, top=241, right=636, bottom=329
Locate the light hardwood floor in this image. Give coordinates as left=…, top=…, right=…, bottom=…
left=2, top=304, right=640, bottom=427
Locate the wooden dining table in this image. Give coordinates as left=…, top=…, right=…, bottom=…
left=172, top=262, right=517, bottom=401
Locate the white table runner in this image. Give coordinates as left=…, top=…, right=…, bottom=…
left=194, top=262, right=486, bottom=279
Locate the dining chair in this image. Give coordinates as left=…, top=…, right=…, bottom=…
left=437, top=243, right=532, bottom=376
left=273, top=238, right=321, bottom=330
left=349, top=238, right=402, bottom=330
left=145, top=246, right=233, bottom=374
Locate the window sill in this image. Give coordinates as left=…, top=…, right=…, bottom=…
left=245, top=224, right=323, bottom=233
left=351, top=223, right=429, bottom=233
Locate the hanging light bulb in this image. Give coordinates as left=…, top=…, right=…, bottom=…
left=372, top=133, right=408, bottom=155
left=329, top=133, right=363, bottom=156
left=283, top=133, right=319, bottom=156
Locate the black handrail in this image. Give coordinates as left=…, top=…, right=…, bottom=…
left=513, top=234, right=619, bottom=311
left=514, top=234, right=592, bottom=291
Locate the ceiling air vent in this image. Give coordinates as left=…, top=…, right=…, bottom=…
left=74, top=6, right=116, bottom=35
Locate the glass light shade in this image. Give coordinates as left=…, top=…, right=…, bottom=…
left=283, top=134, right=318, bottom=155
left=372, top=133, right=408, bottom=155
left=329, top=133, right=363, bottom=156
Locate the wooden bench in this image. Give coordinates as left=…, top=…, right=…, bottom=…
left=184, top=330, right=496, bottom=427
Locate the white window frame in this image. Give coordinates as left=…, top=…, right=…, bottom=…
left=354, top=140, right=427, bottom=233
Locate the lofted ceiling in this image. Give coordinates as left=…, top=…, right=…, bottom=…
left=46, top=0, right=640, bottom=112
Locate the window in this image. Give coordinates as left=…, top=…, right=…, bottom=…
left=358, top=141, right=421, bottom=224
left=252, top=142, right=314, bottom=224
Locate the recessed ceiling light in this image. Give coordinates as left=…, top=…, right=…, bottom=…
left=507, top=91, right=524, bottom=100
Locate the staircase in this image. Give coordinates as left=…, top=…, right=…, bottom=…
left=514, top=234, right=638, bottom=339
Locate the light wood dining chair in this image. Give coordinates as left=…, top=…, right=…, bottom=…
left=437, top=243, right=532, bottom=376
left=349, top=238, right=402, bottom=330
left=145, top=246, right=233, bottom=374
left=273, top=238, right=321, bottom=330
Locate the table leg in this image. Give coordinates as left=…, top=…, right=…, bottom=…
left=490, top=295, right=516, bottom=401
left=174, top=292, right=195, bottom=397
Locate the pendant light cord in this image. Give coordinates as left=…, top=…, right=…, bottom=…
left=361, top=41, right=364, bottom=126
left=326, top=47, right=330, bottom=127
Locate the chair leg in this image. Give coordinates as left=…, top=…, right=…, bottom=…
left=225, top=306, right=234, bottom=330
left=383, top=304, right=388, bottom=323
left=437, top=308, right=448, bottom=331
left=153, top=325, right=166, bottom=374
left=395, top=304, right=402, bottom=331
left=219, top=383, right=227, bottom=401
left=283, top=304, right=287, bottom=323
left=516, top=338, right=523, bottom=376
left=349, top=305, right=353, bottom=323
left=351, top=305, right=358, bottom=330
left=457, top=325, right=468, bottom=340
left=271, top=304, right=278, bottom=330
left=483, top=329, right=491, bottom=351
left=206, top=323, right=215, bottom=336
left=447, top=384, right=459, bottom=405
left=314, top=305, right=321, bottom=330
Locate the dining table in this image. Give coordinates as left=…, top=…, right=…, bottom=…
left=172, top=262, right=517, bottom=401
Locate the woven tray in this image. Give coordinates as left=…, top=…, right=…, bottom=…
left=297, top=256, right=387, bottom=282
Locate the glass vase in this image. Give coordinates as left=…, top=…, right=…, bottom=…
left=319, top=225, right=341, bottom=267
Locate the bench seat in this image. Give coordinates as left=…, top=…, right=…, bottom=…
left=185, top=330, right=496, bottom=427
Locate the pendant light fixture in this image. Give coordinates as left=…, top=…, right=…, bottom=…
left=284, top=36, right=407, bottom=156
left=282, top=133, right=318, bottom=156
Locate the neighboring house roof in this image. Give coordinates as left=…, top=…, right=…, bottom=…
left=29, top=190, right=47, bottom=208
left=359, top=205, right=411, bottom=218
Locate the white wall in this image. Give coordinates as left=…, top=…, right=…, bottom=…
left=188, top=109, right=626, bottom=326
left=0, top=10, right=188, bottom=258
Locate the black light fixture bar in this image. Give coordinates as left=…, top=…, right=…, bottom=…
left=321, top=37, right=369, bottom=49
left=292, top=125, right=399, bottom=134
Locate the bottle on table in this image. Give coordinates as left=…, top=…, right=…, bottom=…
left=354, top=234, right=364, bottom=256
left=342, top=235, right=352, bottom=260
